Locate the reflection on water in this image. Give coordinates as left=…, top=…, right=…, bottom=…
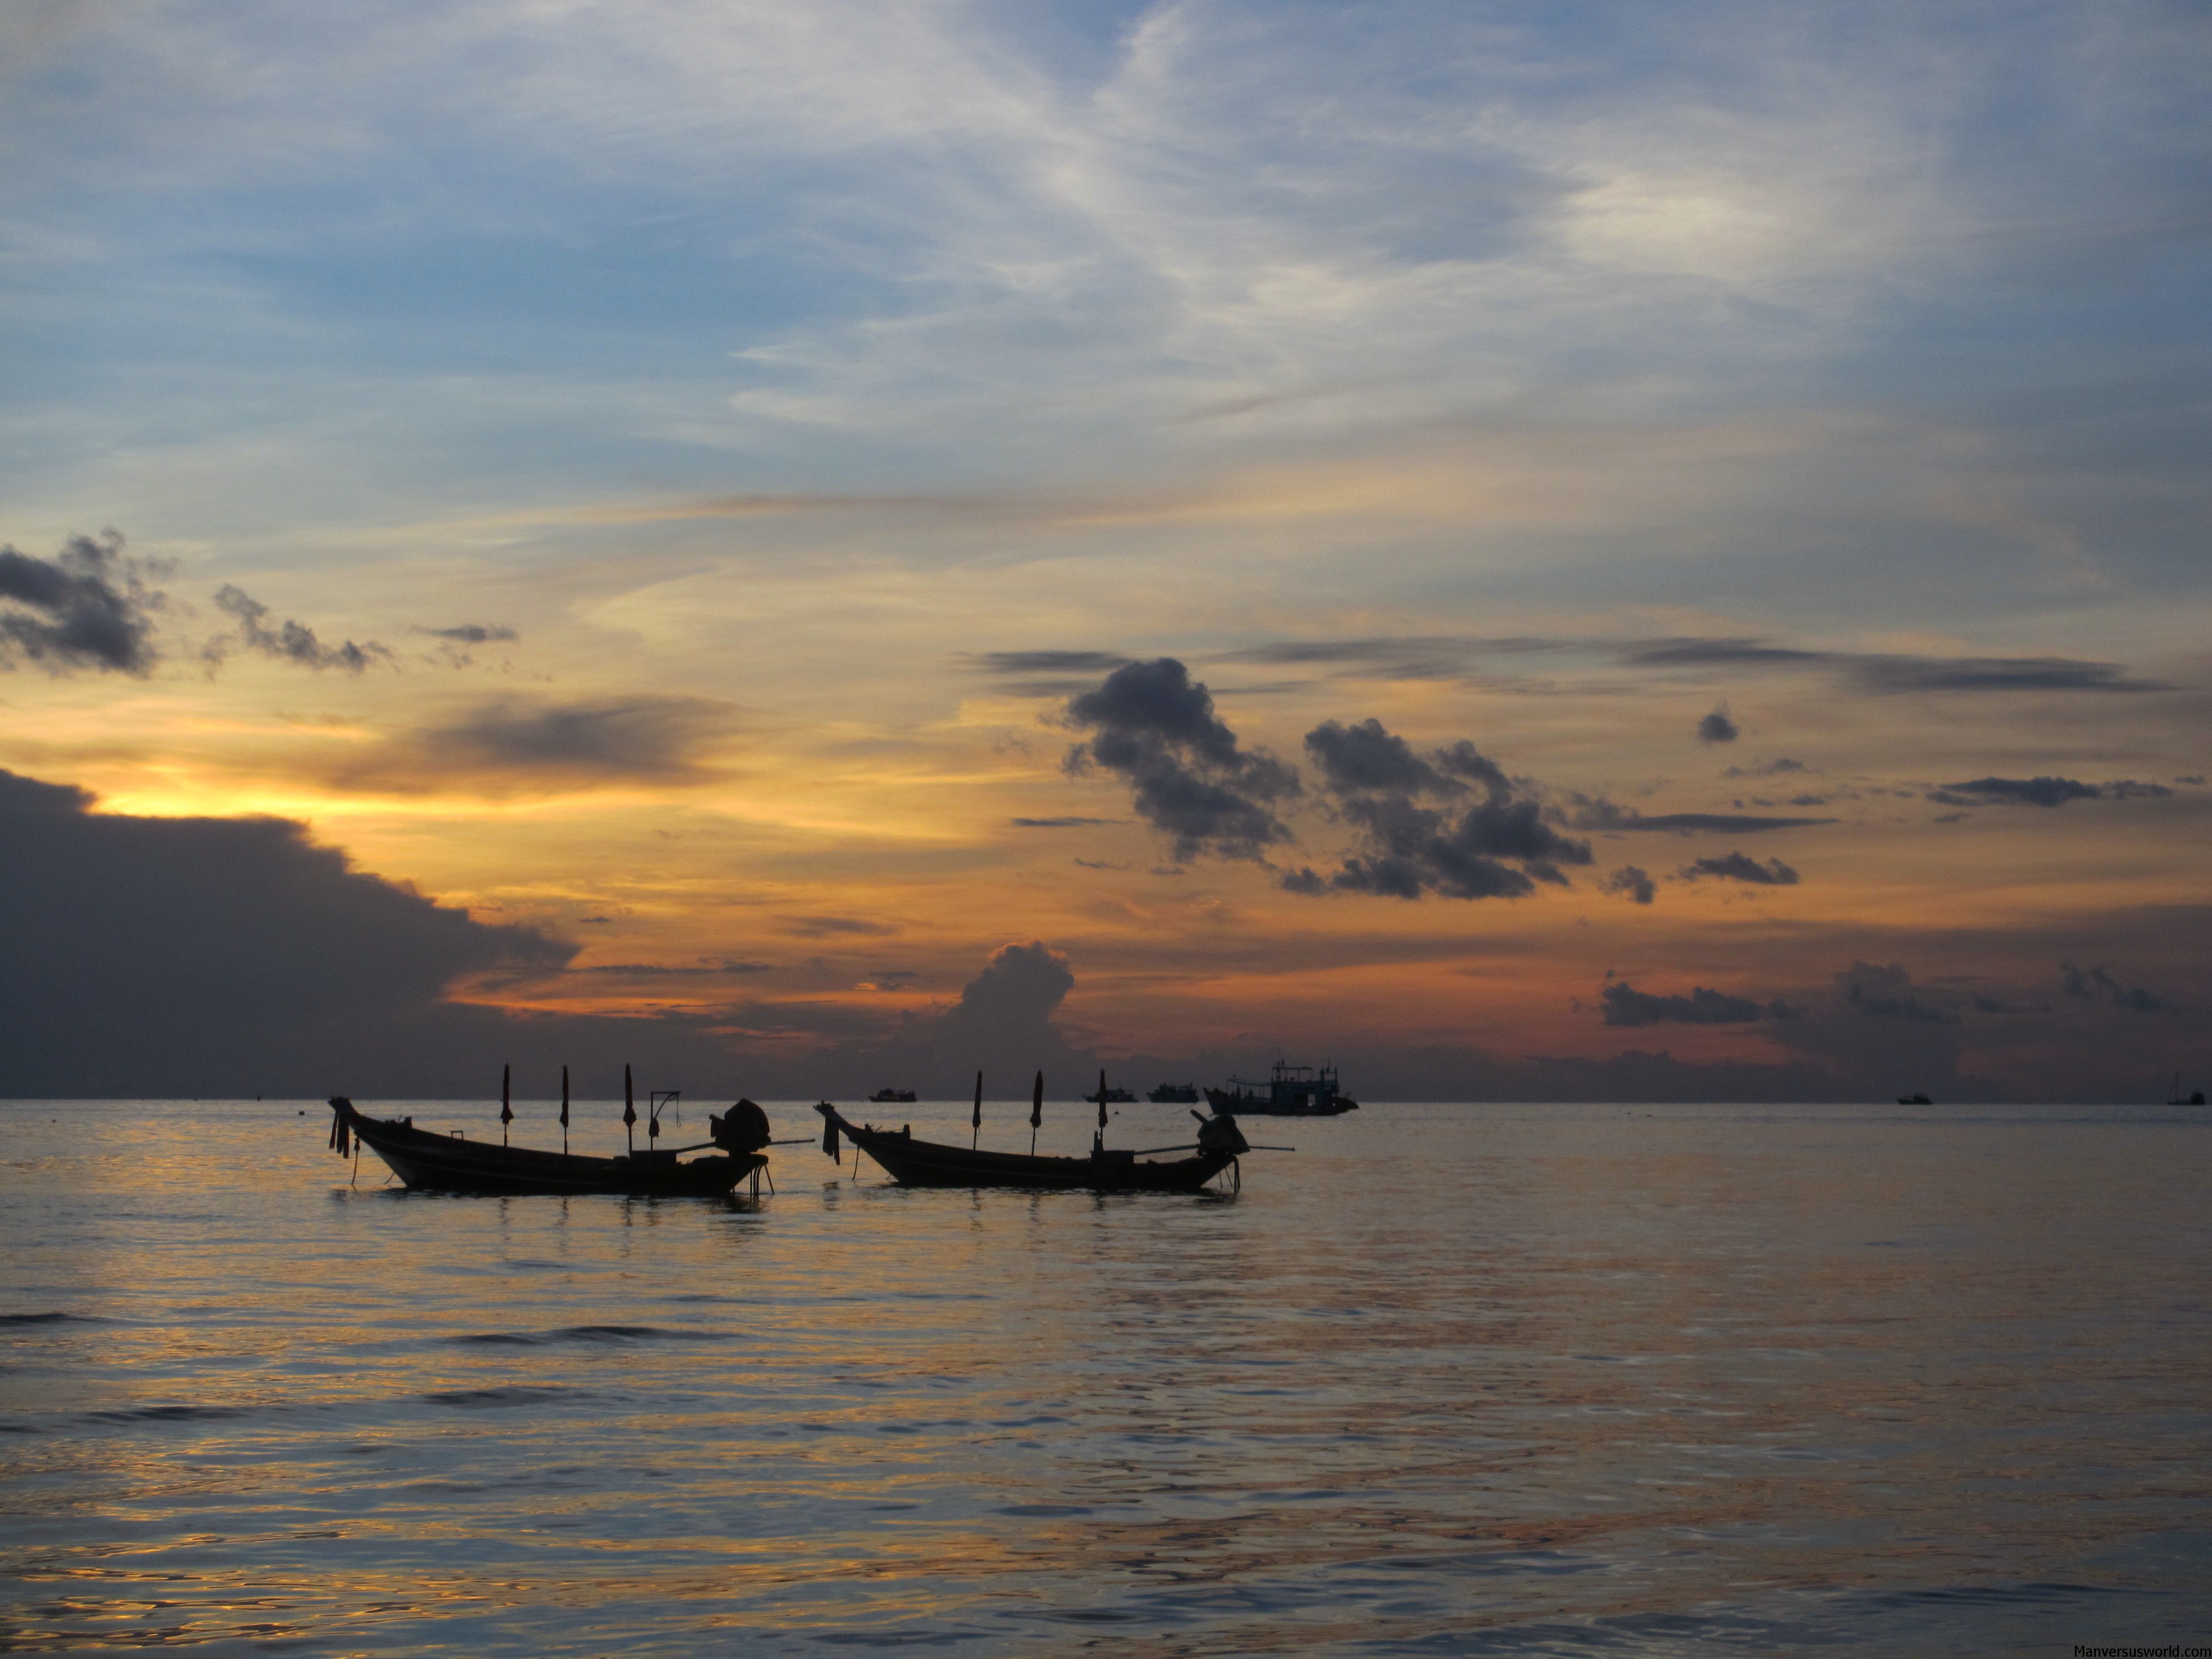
left=2, top=1098, right=2206, bottom=1653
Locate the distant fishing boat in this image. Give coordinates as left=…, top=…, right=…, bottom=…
left=327, top=1094, right=771, bottom=1198
left=1147, top=1082, right=1199, bottom=1103
left=869, top=1087, right=918, bottom=1103
left=816, top=1102, right=1251, bottom=1192
left=1897, top=1093, right=1933, bottom=1105
left=1207, top=1060, right=1358, bottom=1117
left=1084, top=1083, right=1138, bottom=1104
left=2168, top=1073, right=2207, bottom=1106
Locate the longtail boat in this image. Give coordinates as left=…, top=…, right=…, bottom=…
left=815, top=1100, right=1249, bottom=1192
left=327, top=1095, right=771, bottom=1197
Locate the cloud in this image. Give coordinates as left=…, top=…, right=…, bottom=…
left=1062, top=658, right=1298, bottom=861
left=1599, top=865, right=1656, bottom=904
left=1562, top=795, right=1834, bottom=833
left=206, top=585, right=391, bottom=674
left=420, top=624, right=518, bottom=644
left=1697, top=707, right=1739, bottom=743
left=0, top=530, right=165, bottom=676
left=782, top=915, right=898, bottom=937
left=1623, top=639, right=2170, bottom=695
left=333, top=696, right=739, bottom=792
left=1290, top=717, right=1590, bottom=900
left=976, top=650, right=1133, bottom=675
left=1599, top=982, right=1790, bottom=1026
left=1931, top=775, right=2169, bottom=808
left=1725, top=758, right=1808, bottom=778
left=2060, top=959, right=2166, bottom=1014
left=0, top=767, right=575, bottom=1097
left=1681, top=852, right=1800, bottom=885
left=1011, top=816, right=1117, bottom=828
left=1836, top=961, right=1953, bottom=1023
left=931, top=941, right=1077, bottom=1067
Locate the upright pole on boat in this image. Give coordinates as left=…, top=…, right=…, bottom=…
left=1030, top=1070, right=1043, bottom=1157
left=560, top=1065, right=570, bottom=1156
left=972, top=1071, right=982, bottom=1150
left=500, top=1062, right=513, bottom=1146
left=1095, top=1068, right=1108, bottom=1150
left=623, top=1064, right=636, bottom=1154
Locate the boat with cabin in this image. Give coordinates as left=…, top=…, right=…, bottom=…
left=1206, top=1060, right=1358, bottom=1117
left=1147, top=1082, right=1199, bottom=1103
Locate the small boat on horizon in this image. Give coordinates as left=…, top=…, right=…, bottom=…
left=1207, top=1060, right=1358, bottom=1117
left=1898, top=1093, right=1933, bottom=1105
left=869, top=1087, right=919, bottom=1103
left=1084, top=1083, right=1138, bottom=1104
left=2167, top=1073, right=2206, bottom=1106
left=1147, top=1082, right=1199, bottom=1103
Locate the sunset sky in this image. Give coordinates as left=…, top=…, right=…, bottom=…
left=4, top=0, right=2206, bottom=1102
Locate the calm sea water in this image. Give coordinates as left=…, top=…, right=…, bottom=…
left=1, top=1097, right=2205, bottom=1655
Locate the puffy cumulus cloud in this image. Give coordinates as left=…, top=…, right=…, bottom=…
left=0, top=530, right=165, bottom=676
left=1286, top=718, right=1590, bottom=901
left=1681, top=852, right=1800, bottom=886
left=206, top=585, right=391, bottom=674
left=1599, top=865, right=1656, bottom=904
left=1697, top=707, right=1739, bottom=743
left=1063, top=659, right=1298, bottom=861
left=2060, top=959, right=2168, bottom=1014
left=1930, top=775, right=2172, bottom=808
left=332, top=696, right=740, bottom=793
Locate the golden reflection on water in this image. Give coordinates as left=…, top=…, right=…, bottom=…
left=2, top=1098, right=2208, bottom=1652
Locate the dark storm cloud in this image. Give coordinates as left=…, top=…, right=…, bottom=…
left=1062, top=659, right=1298, bottom=861
left=1287, top=718, right=1590, bottom=901
left=0, top=530, right=165, bottom=675
left=1696, top=708, right=1739, bottom=744
left=0, top=768, right=575, bottom=1097
left=2060, top=960, right=2167, bottom=1014
left=1598, top=866, right=1656, bottom=904
left=1598, top=982, right=1791, bottom=1026
left=1561, top=795, right=1834, bottom=834
left=1930, top=775, right=2170, bottom=808
left=333, top=696, right=739, bottom=791
left=1681, top=852, right=1800, bottom=886
left=206, top=585, right=392, bottom=674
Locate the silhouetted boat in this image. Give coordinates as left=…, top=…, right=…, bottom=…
left=1147, top=1082, right=1199, bottom=1103
left=2168, top=1073, right=2206, bottom=1106
left=1084, top=1084, right=1138, bottom=1104
left=1897, top=1093, right=1933, bottom=1105
left=328, top=1095, right=770, bottom=1197
left=1206, top=1060, right=1358, bottom=1117
left=815, top=1102, right=1248, bottom=1192
left=869, top=1087, right=918, bottom=1103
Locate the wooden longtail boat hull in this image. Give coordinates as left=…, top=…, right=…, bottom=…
left=330, top=1098, right=762, bottom=1197
left=817, top=1104, right=1239, bottom=1193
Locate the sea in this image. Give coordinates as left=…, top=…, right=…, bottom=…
left=2, top=1096, right=2206, bottom=1656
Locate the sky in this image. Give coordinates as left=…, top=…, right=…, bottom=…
left=3, top=0, right=2208, bottom=1103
